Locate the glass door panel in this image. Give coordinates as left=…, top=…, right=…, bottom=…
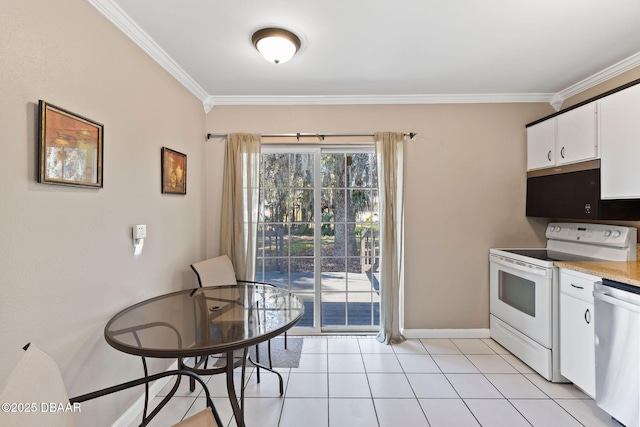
left=258, top=147, right=379, bottom=333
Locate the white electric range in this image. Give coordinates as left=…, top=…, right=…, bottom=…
left=489, top=222, right=637, bottom=382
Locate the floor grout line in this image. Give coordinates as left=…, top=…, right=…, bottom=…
left=130, top=337, right=601, bottom=427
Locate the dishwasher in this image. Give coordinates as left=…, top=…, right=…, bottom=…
left=594, top=279, right=640, bottom=427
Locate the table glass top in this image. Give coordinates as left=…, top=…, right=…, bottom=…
left=104, top=284, right=304, bottom=357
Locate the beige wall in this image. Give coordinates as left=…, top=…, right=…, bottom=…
left=205, top=103, right=553, bottom=330
left=0, top=0, right=207, bottom=425
left=4, top=0, right=637, bottom=422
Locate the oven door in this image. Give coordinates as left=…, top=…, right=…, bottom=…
left=490, top=254, right=553, bottom=348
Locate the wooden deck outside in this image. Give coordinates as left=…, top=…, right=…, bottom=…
left=261, top=271, right=380, bottom=328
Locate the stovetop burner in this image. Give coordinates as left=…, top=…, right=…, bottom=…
left=499, top=249, right=599, bottom=262
left=502, top=249, right=559, bottom=261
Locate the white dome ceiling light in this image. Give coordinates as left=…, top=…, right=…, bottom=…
left=252, top=28, right=301, bottom=64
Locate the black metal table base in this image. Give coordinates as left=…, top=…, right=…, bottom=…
left=177, top=347, right=284, bottom=427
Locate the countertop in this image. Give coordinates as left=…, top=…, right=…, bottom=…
left=555, top=244, right=640, bottom=288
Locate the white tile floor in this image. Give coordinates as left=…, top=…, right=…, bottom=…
left=129, top=337, right=620, bottom=427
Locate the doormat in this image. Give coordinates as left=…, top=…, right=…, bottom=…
left=212, top=337, right=303, bottom=369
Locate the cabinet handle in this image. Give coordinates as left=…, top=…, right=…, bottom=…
left=561, top=146, right=565, bottom=158
left=547, top=150, right=552, bottom=161
left=571, top=284, right=584, bottom=289
left=585, top=308, right=591, bottom=324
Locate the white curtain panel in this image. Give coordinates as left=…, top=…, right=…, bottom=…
left=220, top=133, right=261, bottom=281
left=374, top=132, right=406, bottom=345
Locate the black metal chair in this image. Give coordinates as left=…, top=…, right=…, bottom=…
left=190, top=255, right=289, bottom=383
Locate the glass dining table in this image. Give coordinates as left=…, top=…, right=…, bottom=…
left=104, top=283, right=304, bottom=427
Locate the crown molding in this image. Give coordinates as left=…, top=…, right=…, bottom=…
left=205, top=93, right=555, bottom=107
left=202, top=98, right=215, bottom=114
left=88, top=0, right=640, bottom=112
left=88, top=0, right=210, bottom=111
left=551, top=51, right=640, bottom=110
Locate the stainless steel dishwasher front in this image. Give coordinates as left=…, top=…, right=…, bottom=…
left=594, top=279, right=640, bottom=427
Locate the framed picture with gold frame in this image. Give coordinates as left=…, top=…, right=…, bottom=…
left=161, top=147, right=187, bottom=194
left=38, top=100, right=104, bottom=188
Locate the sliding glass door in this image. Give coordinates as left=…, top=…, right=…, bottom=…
left=256, top=146, right=379, bottom=333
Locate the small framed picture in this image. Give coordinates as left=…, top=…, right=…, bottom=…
left=161, top=147, right=187, bottom=194
left=38, top=100, right=104, bottom=188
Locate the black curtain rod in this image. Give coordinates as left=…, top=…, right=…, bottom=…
left=205, top=132, right=417, bottom=141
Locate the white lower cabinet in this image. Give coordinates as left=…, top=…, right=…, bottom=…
left=559, top=269, right=598, bottom=397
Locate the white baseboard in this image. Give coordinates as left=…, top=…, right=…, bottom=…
left=402, top=328, right=491, bottom=339
left=111, top=360, right=178, bottom=427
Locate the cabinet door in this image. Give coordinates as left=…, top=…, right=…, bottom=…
left=560, top=293, right=595, bottom=397
left=527, top=119, right=556, bottom=170
left=556, top=103, right=598, bottom=165
left=600, top=84, right=640, bottom=199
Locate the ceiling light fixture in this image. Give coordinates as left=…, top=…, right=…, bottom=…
left=252, top=28, right=301, bottom=64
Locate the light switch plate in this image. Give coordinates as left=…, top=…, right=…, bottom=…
left=133, top=224, right=147, bottom=239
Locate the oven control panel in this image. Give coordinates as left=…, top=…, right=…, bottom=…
left=546, top=222, right=636, bottom=247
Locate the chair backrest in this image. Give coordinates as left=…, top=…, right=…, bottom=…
left=0, top=345, right=221, bottom=427
left=0, top=345, right=77, bottom=427
left=190, top=255, right=237, bottom=287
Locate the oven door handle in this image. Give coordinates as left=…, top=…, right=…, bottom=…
left=490, top=254, right=551, bottom=278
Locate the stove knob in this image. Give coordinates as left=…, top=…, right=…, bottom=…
left=555, top=226, right=561, bottom=232
left=612, top=231, right=621, bottom=238
left=549, top=226, right=556, bottom=232
left=604, top=230, right=612, bottom=237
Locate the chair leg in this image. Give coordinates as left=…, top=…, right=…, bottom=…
left=188, top=363, right=196, bottom=393
left=245, top=341, right=284, bottom=396
left=255, top=344, right=261, bottom=384
left=284, top=332, right=288, bottom=349
left=241, top=348, right=247, bottom=416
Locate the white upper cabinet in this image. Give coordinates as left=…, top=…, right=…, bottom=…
left=526, top=102, right=598, bottom=171
left=600, top=83, right=640, bottom=199
left=527, top=118, right=556, bottom=170
left=556, top=103, right=598, bottom=165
